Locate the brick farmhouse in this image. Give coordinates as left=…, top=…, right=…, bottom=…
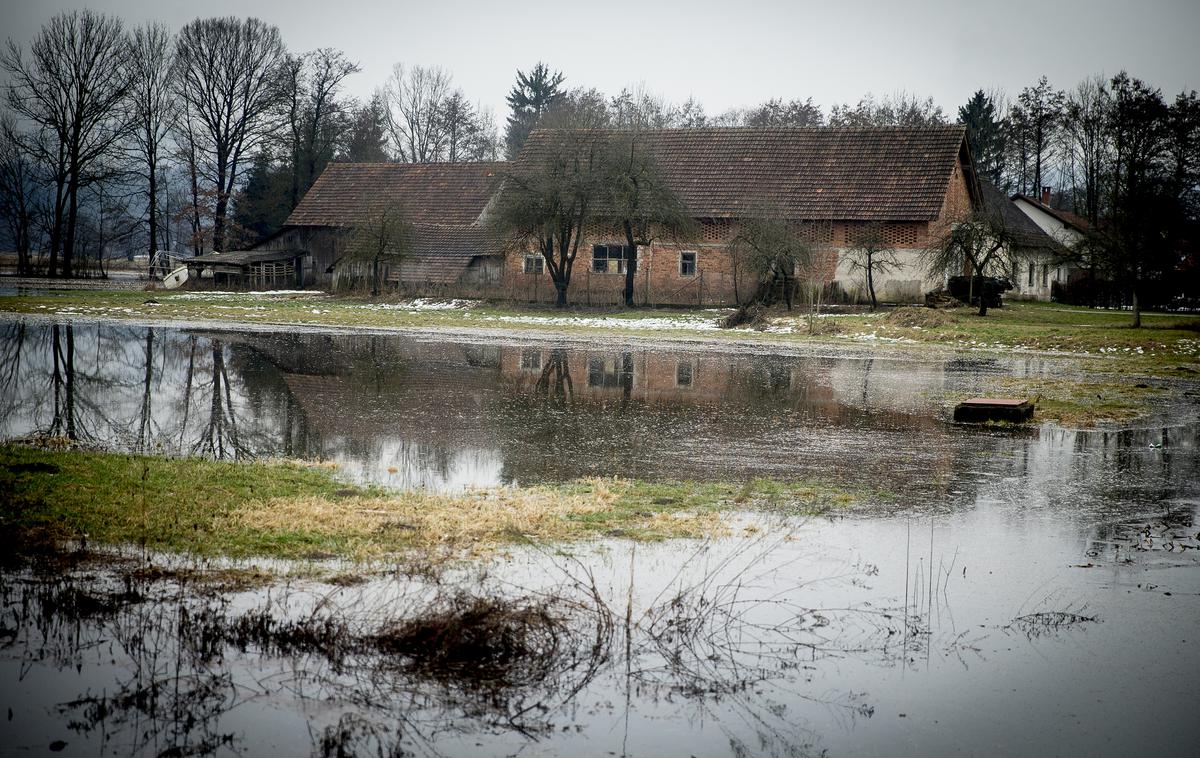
left=261, top=125, right=985, bottom=305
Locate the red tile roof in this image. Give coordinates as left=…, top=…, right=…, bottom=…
left=286, top=162, right=504, bottom=227
left=514, top=126, right=971, bottom=221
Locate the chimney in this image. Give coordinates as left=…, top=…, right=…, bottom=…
left=1041, top=186, right=1052, bottom=206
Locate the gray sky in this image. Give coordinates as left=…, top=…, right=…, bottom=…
left=2, top=0, right=1197, bottom=119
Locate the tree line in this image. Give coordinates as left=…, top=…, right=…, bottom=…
left=956, top=74, right=1198, bottom=317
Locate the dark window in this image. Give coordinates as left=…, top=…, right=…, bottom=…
left=592, top=244, right=635, bottom=274
left=587, top=355, right=634, bottom=388
left=676, top=360, right=694, bottom=387
left=1041, top=264, right=1049, bottom=288
left=520, top=349, right=542, bottom=371
left=680, top=251, right=697, bottom=277
left=523, top=255, right=544, bottom=275
left=1027, top=263, right=1035, bottom=287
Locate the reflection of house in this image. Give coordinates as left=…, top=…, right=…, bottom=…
left=275, top=127, right=981, bottom=304
left=255, top=163, right=505, bottom=289
left=978, top=181, right=1065, bottom=301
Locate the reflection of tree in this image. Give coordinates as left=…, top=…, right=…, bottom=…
left=194, top=342, right=244, bottom=458
left=49, top=323, right=77, bottom=441
left=535, top=348, right=574, bottom=405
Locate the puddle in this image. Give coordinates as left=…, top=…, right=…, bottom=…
left=0, top=319, right=1198, bottom=756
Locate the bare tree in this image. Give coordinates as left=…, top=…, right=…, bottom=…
left=2, top=10, right=131, bottom=277
left=173, top=17, right=286, bottom=252
left=601, top=132, right=697, bottom=306
left=492, top=126, right=607, bottom=307
left=281, top=48, right=359, bottom=207
left=1060, top=76, right=1111, bottom=224
left=923, top=208, right=1019, bottom=316
left=828, top=92, right=946, bottom=127
left=341, top=203, right=415, bottom=296
left=383, top=64, right=452, bottom=163
left=1010, top=76, right=1065, bottom=197
left=743, top=98, right=824, bottom=128
left=723, top=204, right=815, bottom=324
left=0, top=114, right=40, bottom=274
left=843, top=222, right=899, bottom=309
left=126, top=22, right=175, bottom=270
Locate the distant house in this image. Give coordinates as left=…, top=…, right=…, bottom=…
left=274, top=126, right=981, bottom=304
left=510, top=125, right=979, bottom=306
left=256, top=162, right=505, bottom=290
left=977, top=181, right=1065, bottom=301
left=1009, top=189, right=1092, bottom=300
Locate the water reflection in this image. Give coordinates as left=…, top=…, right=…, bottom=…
left=0, top=321, right=1195, bottom=505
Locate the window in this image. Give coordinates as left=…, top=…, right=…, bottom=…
left=520, top=349, right=542, bottom=371
left=523, top=255, right=544, bottom=275
left=675, top=360, right=694, bottom=388
left=592, top=244, right=635, bottom=274
left=1027, top=263, right=1035, bottom=287
left=587, top=355, right=633, bottom=388
left=680, top=251, right=697, bottom=277
left=1041, top=264, right=1049, bottom=288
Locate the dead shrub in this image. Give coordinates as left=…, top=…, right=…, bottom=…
left=373, top=594, right=570, bottom=689
left=721, top=302, right=768, bottom=329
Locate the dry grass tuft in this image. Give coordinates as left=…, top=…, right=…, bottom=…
left=228, top=478, right=727, bottom=558
left=883, top=307, right=954, bottom=328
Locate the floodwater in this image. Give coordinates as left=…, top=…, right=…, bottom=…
left=1, top=318, right=1199, bottom=757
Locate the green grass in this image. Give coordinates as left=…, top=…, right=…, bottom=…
left=0, top=444, right=861, bottom=562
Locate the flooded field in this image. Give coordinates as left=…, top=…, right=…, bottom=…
left=1, top=319, right=1199, bottom=756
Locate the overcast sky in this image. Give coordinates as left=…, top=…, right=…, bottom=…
left=2, top=0, right=1197, bottom=120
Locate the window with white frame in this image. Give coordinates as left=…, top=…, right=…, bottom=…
left=523, top=255, right=544, bottom=275
left=679, top=251, right=697, bottom=277
left=592, top=244, right=635, bottom=274
left=587, top=355, right=633, bottom=388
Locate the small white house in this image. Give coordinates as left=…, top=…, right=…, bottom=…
left=1009, top=189, right=1091, bottom=300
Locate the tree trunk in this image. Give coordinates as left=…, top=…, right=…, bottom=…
left=866, top=261, right=877, bottom=309
left=147, top=154, right=159, bottom=275
left=554, top=281, right=568, bottom=307
left=622, top=223, right=637, bottom=308
left=1131, top=287, right=1141, bottom=328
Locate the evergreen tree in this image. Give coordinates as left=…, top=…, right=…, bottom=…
left=340, top=95, right=390, bottom=162
left=503, top=62, right=564, bottom=159
left=231, top=153, right=292, bottom=245
left=958, top=90, right=1007, bottom=186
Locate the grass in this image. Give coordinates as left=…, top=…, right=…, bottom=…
left=0, top=444, right=860, bottom=562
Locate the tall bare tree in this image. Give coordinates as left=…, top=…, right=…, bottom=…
left=382, top=63, right=452, bottom=163
left=1060, top=76, right=1111, bottom=224
left=602, top=132, right=697, bottom=306
left=0, top=114, right=39, bottom=274
left=281, top=48, right=359, bottom=207
left=126, top=22, right=175, bottom=269
left=173, top=17, right=285, bottom=252
left=1011, top=76, right=1065, bottom=197
left=2, top=10, right=131, bottom=277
